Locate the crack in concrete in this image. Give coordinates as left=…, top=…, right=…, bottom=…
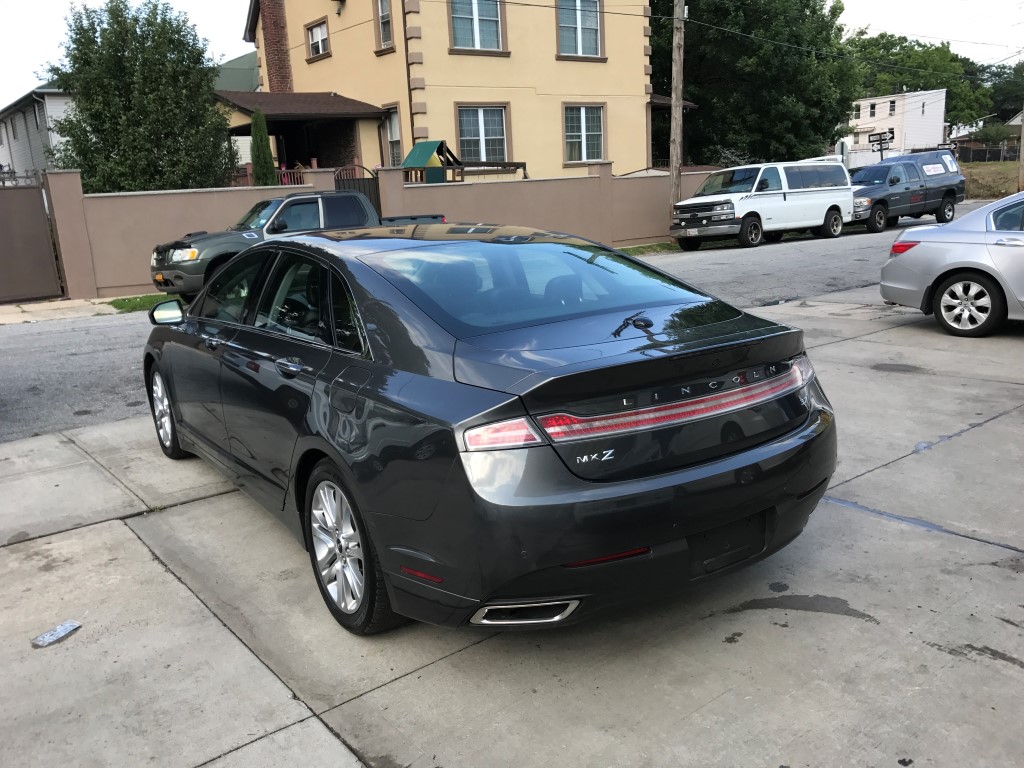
left=829, top=402, right=1024, bottom=491
left=824, top=496, right=1024, bottom=555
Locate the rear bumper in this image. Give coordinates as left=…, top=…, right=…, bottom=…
left=379, top=383, right=837, bottom=628
left=880, top=258, right=929, bottom=312
left=151, top=267, right=204, bottom=295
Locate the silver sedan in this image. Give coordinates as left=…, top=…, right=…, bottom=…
left=881, top=191, right=1024, bottom=336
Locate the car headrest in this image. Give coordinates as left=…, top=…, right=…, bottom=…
left=432, top=260, right=482, bottom=296
left=544, top=273, right=583, bottom=306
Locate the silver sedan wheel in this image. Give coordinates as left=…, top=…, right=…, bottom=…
left=151, top=371, right=173, bottom=448
left=310, top=481, right=364, bottom=614
left=940, top=281, right=992, bottom=330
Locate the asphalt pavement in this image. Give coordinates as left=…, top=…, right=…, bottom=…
left=0, top=204, right=987, bottom=442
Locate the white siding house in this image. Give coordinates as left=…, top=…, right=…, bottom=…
left=838, top=89, right=947, bottom=169
left=0, top=87, right=70, bottom=175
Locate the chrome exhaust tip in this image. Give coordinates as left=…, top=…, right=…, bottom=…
left=469, top=599, right=580, bottom=626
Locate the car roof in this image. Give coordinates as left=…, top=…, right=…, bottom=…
left=283, top=223, right=600, bottom=257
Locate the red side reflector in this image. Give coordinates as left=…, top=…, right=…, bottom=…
left=565, top=547, right=651, bottom=568
left=890, top=241, right=918, bottom=255
left=400, top=566, right=444, bottom=583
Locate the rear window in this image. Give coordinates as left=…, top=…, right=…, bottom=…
left=361, top=242, right=713, bottom=336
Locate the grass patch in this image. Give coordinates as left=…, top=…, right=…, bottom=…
left=107, top=294, right=168, bottom=313
left=620, top=241, right=680, bottom=256
left=961, top=161, right=1018, bottom=200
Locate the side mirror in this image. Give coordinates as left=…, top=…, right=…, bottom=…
left=149, top=299, right=185, bottom=326
left=756, top=179, right=770, bottom=192
left=267, top=218, right=287, bottom=234
left=889, top=176, right=901, bottom=185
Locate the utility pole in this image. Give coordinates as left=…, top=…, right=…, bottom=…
left=1019, top=96, right=1024, bottom=193
left=669, top=0, right=686, bottom=206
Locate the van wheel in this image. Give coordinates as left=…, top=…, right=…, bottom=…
left=935, top=196, right=955, bottom=224
left=677, top=238, right=702, bottom=251
left=866, top=205, right=888, bottom=233
left=737, top=216, right=763, bottom=247
left=818, top=210, right=843, bottom=239
left=763, top=232, right=784, bottom=243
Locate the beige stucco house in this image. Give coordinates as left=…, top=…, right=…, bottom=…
left=243, top=0, right=654, bottom=178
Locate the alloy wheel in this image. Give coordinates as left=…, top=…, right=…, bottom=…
left=829, top=214, right=842, bottom=236
left=310, top=481, right=364, bottom=614
left=873, top=209, right=886, bottom=230
left=939, top=281, right=991, bottom=331
left=748, top=221, right=762, bottom=243
left=151, top=371, right=173, bottom=448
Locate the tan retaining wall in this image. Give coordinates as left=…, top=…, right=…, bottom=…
left=45, top=169, right=338, bottom=299
left=378, top=164, right=713, bottom=249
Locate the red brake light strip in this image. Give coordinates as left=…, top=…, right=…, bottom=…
left=536, top=365, right=806, bottom=443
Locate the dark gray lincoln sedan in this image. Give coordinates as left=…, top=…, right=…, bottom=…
left=144, top=225, right=836, bottom=634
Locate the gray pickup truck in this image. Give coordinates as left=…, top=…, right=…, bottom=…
left=150, top=190, right=444, bottom=300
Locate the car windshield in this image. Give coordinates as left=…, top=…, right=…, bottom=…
left=851, top=166, right=891, bottom=185
left=233, top=200, right=282, bottom=231
left=693, top=168, right=760, bottom=197
left=361, top=241, right=712, bottom=337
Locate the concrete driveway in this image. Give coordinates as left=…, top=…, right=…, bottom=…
left=2, top=287, right=1023, bottom=767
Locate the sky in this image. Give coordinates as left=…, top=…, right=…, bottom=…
left=1, top=0, right=1022, bottom=107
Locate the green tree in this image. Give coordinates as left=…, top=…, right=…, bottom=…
left=986, top=62, right=1024, bottom=123
left=973, top=122, right=1015, bottom=145
left=249, top=108, right=276, bottom=186
left=48, top=0, right=237, bottom=193
left=845, top=33, right=991, bottom=131
left=649, top=0, right=861, bottom=165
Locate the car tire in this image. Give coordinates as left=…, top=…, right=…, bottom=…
left=820, top=209, right=843, bottom=239
left=866, top=204, right=888, bottom=233
left=304, top=460, right=401, bottom=635
left=935, top=196, right=956, bottom=224
left=763, top=231, right=784, bottom=243
left=932, top=273, right=1006, bottom=337
left=678, top=238, right=702, bottom=251
left=737, top=215, right=763, bottom=247
left=148, top=367, right=190, bottom=460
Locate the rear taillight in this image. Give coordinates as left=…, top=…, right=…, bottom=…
left=536, top=356, right=815, bottom=443
left=890, top=241, right=918, bottom=255
left=464, top=417, right=544, bottom=451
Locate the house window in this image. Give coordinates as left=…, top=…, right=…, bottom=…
left=564, top=105, right=603, bottom=162
left=922, top=101, right=926, bottom=115
left=853, top=132, right=860, bottom=145
left=11, top=116, right=18, bottom=141
left=558, top=0, right=600, bottom=57
left=853, top=104, right=860, bottom=119
left=452, top=0, right=501, bottom=50
left=306, top=20, right=329, bottom=59
left=889, top=100, right=896, bottom=116
left=0, top=123, right=4, bottom=146
left=457, top=106, right=507, bottom=162
left=869, top=103, right=876, bottom=118
left=378, top=0, right=393, bottom=49
left=385, top=108, right=402, bottom=166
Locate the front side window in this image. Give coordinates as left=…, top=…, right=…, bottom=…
left=888, top=164, right=906, bottom=184
left=195, top=252, right=271, bottom=323
left=307, top=21, right=329, bottom=58
left=233, top=199, right=282, bottom=231
left=756, top=167, right=783, bottom=191
left=272, top=200, right=321, bottom=232
left=452, top=0, right=501, bottom=50
left=254, top=253, right=329, bottom=344
left=564, top=105, right=603, bottom=162
left=558, top=0, right=600, bottom=56
left=378, top=0, right=393, bottom=48
left=385, top=109, right=402, bottom=166
left=458, top=107, right=507, bottom=162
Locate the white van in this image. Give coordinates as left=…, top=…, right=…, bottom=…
left=670, top=159, right=854, bottom=250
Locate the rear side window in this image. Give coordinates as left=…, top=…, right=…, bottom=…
left=361, top=242, right=714, bottom=336
left=992, top=201, right=1024, bottom=232
left=783, top=166, right=806, bottom=189
left=324, top=196, right=369, bottom=229
left=904, top=164, right=921, bottom=182
left=329, top=272, right=367, bottom=355
left=194, top=251, right=271, bottom=323
left=785, top=165, right=847, bottom=189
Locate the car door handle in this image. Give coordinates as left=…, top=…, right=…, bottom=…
left=201, top=334, right=224, bottom=350
left=275, top=357, right=305, bottom=376
left=994, top=238, right=1024, bottom=247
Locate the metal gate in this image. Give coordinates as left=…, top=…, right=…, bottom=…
left=0, top=181, right=63, bottom=303
left=334, top=165, right=381, bottom=215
